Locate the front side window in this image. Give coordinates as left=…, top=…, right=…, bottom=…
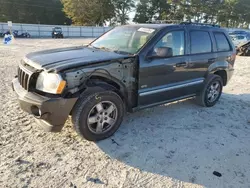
left=90, top=26, right=156, bottom=54
left=190, top=31, right=212, bottom=54
left=214, top=32, right=231, bottom=52
left=154, top=30, right=185, bottom=56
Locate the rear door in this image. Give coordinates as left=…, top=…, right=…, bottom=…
left=186, top=29, right=216, bottom=90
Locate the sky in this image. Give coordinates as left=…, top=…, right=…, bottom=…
left=129, top=11, right=136, bottom=22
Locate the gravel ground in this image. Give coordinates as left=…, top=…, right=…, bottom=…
left=0, top=39, right=250, bottom=188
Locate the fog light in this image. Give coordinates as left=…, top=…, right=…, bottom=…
left=31, top=106, right=40, bottom=116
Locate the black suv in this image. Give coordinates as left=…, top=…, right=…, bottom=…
left=52, top=27, right=64, bottom=38
left=12, top=23, right=236, bottom=141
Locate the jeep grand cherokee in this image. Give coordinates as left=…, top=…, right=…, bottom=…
left=12, top=23, right=236, bottom=141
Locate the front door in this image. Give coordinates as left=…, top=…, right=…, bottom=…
left=138, top=30, right=202, bottom=106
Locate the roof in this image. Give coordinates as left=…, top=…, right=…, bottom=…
left=120, top=24, right=176, bottom=30
left=120, top=23, right=224, bottom=31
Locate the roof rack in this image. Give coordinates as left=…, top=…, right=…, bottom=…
left=180, top=22, right=221, bottom=28
left=147, top=20, right=182, bottom=24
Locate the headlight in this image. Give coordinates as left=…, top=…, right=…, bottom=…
left=36, top=72, right=66, bottom=94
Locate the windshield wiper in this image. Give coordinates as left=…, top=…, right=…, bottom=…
left=89, top=45, right=132, bottom=55
left=88, top=45, right=111, bottom=52
left=88, top=44, right=99, bottom=49
left=113, top=50, right=133, bottom=55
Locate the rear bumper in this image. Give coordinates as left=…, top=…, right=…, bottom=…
left=12, top=78, right=77, bottom=132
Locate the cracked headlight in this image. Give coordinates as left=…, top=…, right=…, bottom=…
left=36, top=72, right=66, bottom=94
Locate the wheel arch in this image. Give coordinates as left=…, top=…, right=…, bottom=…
left=87, top=74, right=128, bottom=101
left=207, top=61, right=229, bottom=86
left=70, top=73, right=131, bottom=115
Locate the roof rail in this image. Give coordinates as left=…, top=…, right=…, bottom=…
left=180, top=22, right=221, bottom=28
left=147, top=20, right=182, bottom=24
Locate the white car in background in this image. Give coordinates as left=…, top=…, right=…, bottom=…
left=230, top=34, right=250, bottom=47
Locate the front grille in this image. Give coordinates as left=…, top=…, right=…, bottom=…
left=18, top=67, right=30, bottom=90
left=17, top=62, right=36, bottom=91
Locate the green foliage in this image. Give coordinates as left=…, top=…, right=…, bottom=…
left=1, top=0, right=250, bottom=28
left=133, top=0, right=153, bottom=23
left=112, top=0, right=135, bottom=25
left=0, top=0, right=69, bottom=24
left=62, top=0, right=115, bottom=26
left=134, top=0, right=250, bottom=28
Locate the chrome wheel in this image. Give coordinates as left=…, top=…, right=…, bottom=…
left=87, top=101, right=118, bottom=134
left=207, top=81, right=221, bottom=103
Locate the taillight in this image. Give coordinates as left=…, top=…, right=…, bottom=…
left=231, top=53, right=236, bottom=61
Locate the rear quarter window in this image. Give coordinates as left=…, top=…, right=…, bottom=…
left=214, top=32, right=231, bottom=52
left=190, top=31, right=212, bottom=54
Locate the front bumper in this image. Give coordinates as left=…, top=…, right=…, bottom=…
left=12, top=78, right=77, bottom=132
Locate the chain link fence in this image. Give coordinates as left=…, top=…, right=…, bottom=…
left=1, top=22, right=250, bottom=38
left=0, top=22, right=113, bottom=38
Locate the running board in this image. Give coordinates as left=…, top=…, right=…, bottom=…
left=133, top=94, right=196, bottom=112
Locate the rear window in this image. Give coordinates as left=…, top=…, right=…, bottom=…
left=190, top=31, right=212, bottom=54
left=214, top=33, right=231, bottom=52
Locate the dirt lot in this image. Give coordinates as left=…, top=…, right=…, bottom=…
left=0, top=39, right=250, bottom=188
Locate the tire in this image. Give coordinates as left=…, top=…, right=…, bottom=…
left=196, top=74, right=223, bottom=107
left=72, top=91, right=125, bottom=141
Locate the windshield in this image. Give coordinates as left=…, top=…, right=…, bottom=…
left=54, top=28, right=62, bottom=32
left=90, top=26, right=156, bottom=54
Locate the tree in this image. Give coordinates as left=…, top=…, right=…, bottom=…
left=151, top=0, right=170, bottom=20
left=62, top=0, right=114, bottom=25
left=133, top=0, right=154, bottom=23
left=133, top=0, right=170, bottom=23
left=201, top=0, right=222, bottom=23
left=0, top=0, right=69, bottom=24
left=217, top=0, right=242, bottom=27
left=112, top=0, right=135, bottom=25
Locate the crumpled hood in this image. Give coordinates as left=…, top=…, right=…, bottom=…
left=25, top=46, right=130, bottom=72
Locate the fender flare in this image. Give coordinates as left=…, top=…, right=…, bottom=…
left=72, top=72, right=130, bottom=110
left=207, top=61, right=228, bottom=74
left=85, top=72, right=128, bottom=99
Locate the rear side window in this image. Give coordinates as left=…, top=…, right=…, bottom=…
left=190, top=31, right=212, bottom=54
left=214, top=33, right=231, bottom=52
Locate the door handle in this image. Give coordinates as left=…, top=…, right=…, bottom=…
left=176, top=62, right=188, bottom=67
left=208, top=58, right=216, bottom=63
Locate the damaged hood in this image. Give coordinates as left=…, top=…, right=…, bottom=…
left=24, top=46, right=131, bottom=72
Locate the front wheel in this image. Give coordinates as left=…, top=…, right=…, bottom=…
left=72, top=91, right=125, bottom=141
left=196, top=75, right=223, bottom=107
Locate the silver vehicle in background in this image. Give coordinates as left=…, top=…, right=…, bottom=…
left=230, top=34, right=250, bottom=47
left=229, top=31, right=250, bottom=47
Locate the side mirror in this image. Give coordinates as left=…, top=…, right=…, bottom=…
left=147, top=47, right=173, bottom=60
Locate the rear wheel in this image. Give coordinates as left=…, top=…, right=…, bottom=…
left=196, top=75, right=223, bottom=107
left=72, top=91, right=124, bottom=141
